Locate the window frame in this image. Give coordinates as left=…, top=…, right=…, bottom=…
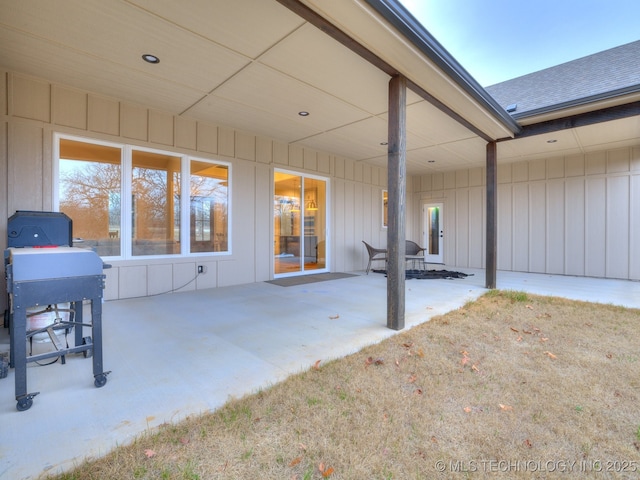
left=54, top=133, right=232, bottom=260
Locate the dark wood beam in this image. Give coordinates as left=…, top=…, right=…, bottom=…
left=485, top=141, right=497, bottom=289
left=387, top=75, right=407, bottom=330
left=505, top=101, right=640, bottom=140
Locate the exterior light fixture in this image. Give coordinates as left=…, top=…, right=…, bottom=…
left=298, top=111, right=309, bottom=117
left=142, top=54, right=160, bottom=64
left=380, top=142, right=388, bottom=146
left=547, top=139, right=557, bottom=144
left=428, top=160, right=435, bottom=163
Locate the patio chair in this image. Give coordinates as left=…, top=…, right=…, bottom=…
left=405, top=240, right=426, bottom=270
left=362, top=241, right=387, bottom=274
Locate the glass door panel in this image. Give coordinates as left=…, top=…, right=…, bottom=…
left=274, top=171, right=328, bottom=276
left=303, top=177, right=326, bottom=271
left=423, top=203, right=444, bottom=264
left=274, top=172, right=302, bottom=274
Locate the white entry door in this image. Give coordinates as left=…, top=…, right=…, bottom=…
left=423, top=203, right=444, bottom=264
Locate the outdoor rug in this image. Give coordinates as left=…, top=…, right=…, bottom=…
left=266, top=272, right=358, bottom=287
left=372, top=269, right=472, bottom=280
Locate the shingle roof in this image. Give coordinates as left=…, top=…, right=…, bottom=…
left=485, top=40, right=640, bottom=118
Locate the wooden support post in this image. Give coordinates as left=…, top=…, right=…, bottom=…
left=486, top=141, right=497, bottom=289
left=387, top=75, right=407, bottom=330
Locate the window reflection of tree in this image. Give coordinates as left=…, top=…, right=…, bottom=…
left=132, top=166, right=176, bottom=239
left=59, top=150, right=229, bottom=256
left=59, top=161, right=121, bottom=249
left=190, top=174, right=228, bottom=252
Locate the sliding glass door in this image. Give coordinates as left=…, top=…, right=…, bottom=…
left=274, top=171, right=328, bottom=276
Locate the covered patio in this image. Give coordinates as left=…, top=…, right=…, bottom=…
left=0, top=270, right=638, bottom=479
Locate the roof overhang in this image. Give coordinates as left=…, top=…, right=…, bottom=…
left=294, top=0, right=520, bottom=141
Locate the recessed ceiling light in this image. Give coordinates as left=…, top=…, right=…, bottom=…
left=142, top=54, right=160, bottom=64
left=547, top=139, right=557, bottom=143
left=298, top=111, right=309, bottom=117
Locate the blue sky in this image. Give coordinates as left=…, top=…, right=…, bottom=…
left=398, top=0, right=640, bottom=86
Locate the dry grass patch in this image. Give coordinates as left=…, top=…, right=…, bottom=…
left=49, top=291, right=640, bottom=479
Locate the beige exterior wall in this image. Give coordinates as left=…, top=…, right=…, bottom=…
left=2, top=69, right=639, bottom=312
left=411, top=147, right=640, bottom=281
left=0, top=71, right=389, bottom=307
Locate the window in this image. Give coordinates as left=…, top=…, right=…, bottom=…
left=190, top=160, right=228, bottom=253
left=56, top=135, right=230, bottom=258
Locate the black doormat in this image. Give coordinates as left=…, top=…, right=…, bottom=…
left=266, top=272, right=358, bottom=287
left=372, top=269, right=472, bottom=280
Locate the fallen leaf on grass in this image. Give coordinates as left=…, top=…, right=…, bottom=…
left=365, top=357, right=384, bottom=367
left=464, top=406, right=472, bottom=413
left=499, top=404, right=513, bottom=411
left=180, top=437, right=189, bottom=445
left=524, top=439, right=533, bottom=448
left=526, top=305, right=534, bottom=310
left=510, top=327, right=519, bottom=332
left=318, top=463, right=335, bottom=477
left=471, top=364, right=480, bottom=372
left=289, top=457, right=302, bottom=467
left=516, top=336, right=523, bottom=342
left=408, top=374, right=417, bottom=383
left=402, top=342, right=414, bottom=349
left=328, top=314, right=339, bottom=320
left=540, top=337, right=549, bottom=342
left=144, top=449, right=156, bottom=458
left=544, top=351, right=557, bottom=359
left=312, top=360, right=321, bottom=370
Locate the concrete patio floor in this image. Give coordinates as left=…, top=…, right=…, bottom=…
left=0, top=268, right=639, bottom=479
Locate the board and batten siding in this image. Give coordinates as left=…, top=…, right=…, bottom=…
left=0, top=71, right=388, bottom=307
left=412, top=148, right=640, bottom=281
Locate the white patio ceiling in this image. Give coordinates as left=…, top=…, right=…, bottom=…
left=0, top=0, right=637, bottom=174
